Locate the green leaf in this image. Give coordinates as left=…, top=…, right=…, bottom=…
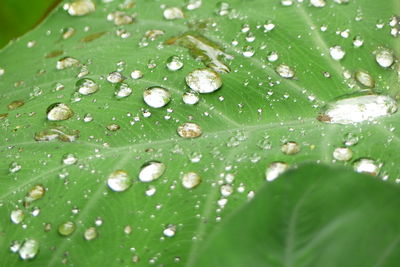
left=193, top=163, right=400, bottom=267
left=0, top=0, right=399, bottom=265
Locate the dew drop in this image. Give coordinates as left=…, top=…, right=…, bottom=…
left=163, top=224, right=176, bottom=237
left=130, top=70, right=143, bottom=80
left=182, top=91, right=200, bottom=105
left=163, top=7, right=184, bottom=20
left=375, top=48, right=394, bottom=68
left=107, top=170, right=132, bottom=192
left=114, top=83, right=132, bottom=98
left=107, top=71, right=124, bottom=83
left=318, top=94, right=398, bottom=124
left=166, top=56, right=184, bottom=71
left=10, top=210, right=24, bottom=224
left=143, top=87, right=171, bottom=108
left=355, top=71, right=375, bottom=88
left=353, top=158, right=381, bottom=175
left=139, top=162, right=166, bottom=182
left=58, top=221, right=76, bottom=236
left=64, top=0, right=95, bottom=16
left=177, top=122, right=202, bottom=138
left=19, top=239, right=39, bottom=260
left=56, top=56, right=79, bottom=70
left=333, top=147, right=353, bottom=161
left=182, top=172, right=201, bottom=189
left=265, top=162, right=289, bottom=181
left=185, top=69, right=222, bottom=93
left=47, top=103, right=74, bottom=121
left=330, top=45, right=345, bottom=60
left=281, top=142, right=300, bottom=155
left=276, top=64, right=295, bottom=79
left=25, top=185, right=45, bottom=205
left=84, top=227, right=98, bottom=241
left=76, top=78, right=99, bottom=95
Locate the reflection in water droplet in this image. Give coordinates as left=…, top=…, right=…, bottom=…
left=76, top=78, right=99, bottom=95
left=19, top=239, right=39, bottom=260
left=107, top=71, right=124, bottom=83
left=186, top=69, right=222, bottom=93
left=139, top=162, right=166, bottom=182
left=64, top=0, right=95, bottom=16
left=276, top=64, right=295, bottom=79
left=281, top=142, right=300, bottom=155
left=25, top=185, right=45, bottom=205
left=318, top=94, right=398, bottom=124
left=9, top=162, right=21, bottom=173
left=58, top=221, right=76, bottom=236
left=11, top=210, right=24, bottom=224
left=63, top=154, right=78, bottom=165
left=375, top=48, right=394, bottom=68
left=343, top=133, right=359, bottom=146
left=130, top=70, right=143, bottom=79
left=182, top=172, right=201, bottom=189
left=177, top=122, right=202, bottom=138
left=163, top=224, right=176, bottom=237
left=355, top=71, right=375, bottom=88
left=143, top=87, right=171, bottom=108
left=182, top=91, right=200, bottom=105
left=166, top=56, right=184, bottom=71
left=265, top=162, right=289, bottom=181
left=35, top=126, right=79, bottom=142
left=107, top=11, right=134, bottom=26
left=333, top=147, right=353, bottom=161
left=84, top=227, right=98, bottom=240
left=47, top=103, right=74, bottom=121
left=114, top=83, right=132, bottom=99
left=107, top=170, right=132, bottom=192
left=353, top=158, right=381, bottom=175
left=163, top=7, right=184, bottom=20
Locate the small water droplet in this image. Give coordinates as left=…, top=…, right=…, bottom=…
left=143, top=87, right=171, bottom=108
left=130, top=70, right=143, bottom=79
left=47, top=103, right=74, bottom=121
left=177, top=122, right=202, bottom=138
left=182, top=172, right=201, bottom=189
left=333, top=147, right=353, bottom=161
left=107, top=71, right=125, bottom=83
left=163, top=224, right=176, bottom=237
left=9, top=162, right=22, bottom=173
left=355, top=71, right=375, bottom=88
left=163, top=7, right=184, bottom=20
left=353, top=158, right=381, bottom=175
left=166, top=56, right=184, bottom=71
left=310, top=0, right=326, bottom=7
left=8, top=100, right=24, bottom=110
left=182, top=91, right=200, bottom=105
left=281, top=142, right=300, bottom=155
left=56, top=56, right=80, bottom=70
left=58, top=221, right=76, bottom=236
left=343, top=133, right=359, bottom=146
left=10, top=210, right=24, bottom=224
left=64, top=0, right=95, bottom=16
left=330, top=45, right=346, bottom=60
left=84, top=227, right=98, bottom=240
left=76, top=78, right=99, bottom=95
left=139, top=162, right=166, bottom=182
left=276, top=64, right=295, bottom=79
left=25, top=185, right=45, bottom=205
left=107, top=11, right=134, bottom=26
left=107, top=170, right=132, bottom=192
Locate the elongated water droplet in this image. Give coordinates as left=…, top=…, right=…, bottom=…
left=353, top=158, right=381, bottom=175
left=143, top=87, right=171, bottom=108
left=19, top=239, right=39, bottom=260
left=56, top=56, right=79, bottom=70
left=318, top=94, right=398, bottom=124
left=35, top=126, right=79, bottom=142
left=58, top=221, right=76, bottom=236
left=64, top=0, right=95, bottom=16
left=47, top=103, right=74, bottom=121
left=139, top=162, right=166, bottom=182
left=107, top=170, right=132, bottom=192
left=8, top=100, right=24, bottom=110
left=186, top=69, right=222, bottom=93
left=281, top=142, right=300, bottom=155
left=76, top=78, right=99, bottom=95
left=163, top=7, right=184, bottom=20
left=182, top=172, right=201, bottom=189
left=177, top=122, right=202, bottom=138
left=25, top=185, right=45, bottom=205
left=355, top=71, right=375, bottom=88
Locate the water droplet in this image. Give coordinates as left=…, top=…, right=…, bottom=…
left=64, top=0, right=95, bottom=16
left=130, top=70, right=143, bottom=79
left=281, top=142, right=300, bottom=155
left=177, top=122, right=202, bottom=138
left=76, top=78, right=99, bottom=95
left=242, top=46, right=255, bottom=57
left=166, top=56, right=184, bottom=71
left=8, top=100, right=24, bottom=110
left=182, top=91, right=200, bottom=105
left=182, top=172, right=201, bottom=189
left=333, top=147, right=353, bottom=161
left=163, top=224, right=176, bottom=237
left=353, top=158, right=381, bottom=175
left=9, top=162, right=22, bottom=173
left=62, top=27, right=76, bottom=39
left=84, top=227, right=98, bottom=240
left=265, top=162, right=289, bottom=181
left=353, top=35, right=364, bottom=47
left=25, top=185, right=45, bottom=205
left=19, top=239, right=39, bottom=260
left=186, top=0, right=202, bottom=10
left=10, top=241, right=21, bottom=253
left=114, top=83, right=132, bottom=99
left=267, top=51, right=279, bottom=62
left=185, top=69, right=222, bottom=93
left=107, top=71, right=124, bottom=83
left=35, top=126, right=79, bottom=142
left=276, top=64, right=295, bottom=79
left=220, top=184, right=233, bottom=197
left=47, top=103, right=74, bottom=121
left=164, top=7, right=184, bottom=20
left=11, top=210, right=24, bottom=224
left=143, top=87, right=171, bottom=108
left=63, top=153, right=78, bottom=165
left=107, top=170, right=132, bottom=192
left=58, top=221, right=76, bottom=236
left=139, top=162, right=166, bottom=182
left=343, top=133, right=359, bottom=146
left=263, top=20, right=275, bottom=32
left=355, top=71, right=375, bottom=88
left=375, top=48, right=394, bottom=68
left=107, top=11, right=134, bottom=26
left=216, top=2, right=230, bottom=16
left=318, top=94, right=398, bottom=124
left=330, top=45, right=345, bottom=60
left=56, top=56, right=79, bottom=70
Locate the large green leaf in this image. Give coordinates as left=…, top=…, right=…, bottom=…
left=0, top=0, right=399, bottom=265
left=194, top=163, right=400, bottom=267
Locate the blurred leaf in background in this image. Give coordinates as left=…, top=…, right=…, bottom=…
left=0, top=0, right=59, bottom=48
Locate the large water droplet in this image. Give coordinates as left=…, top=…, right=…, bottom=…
left=177, top=122, right=202, bottom=138
left=186, top=69, right=222, bottom=93
left=107, top=71, right=125, bottom=83
left=107, top=170, right=132, bottom=192
left=143, top=87, right=171, bottom=108
left=19, top=239, right=39, bottom=260
left=35, top=126, right=79, bottom=142
left=139, top=162, right=166, bottom=182
left=318, top=94, right=398, bottom=124
left=353, top=158, right=381, bottom=175
left=47, top=103, right=74, bottom=121
left=114, top=83, right=132, bottom=98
